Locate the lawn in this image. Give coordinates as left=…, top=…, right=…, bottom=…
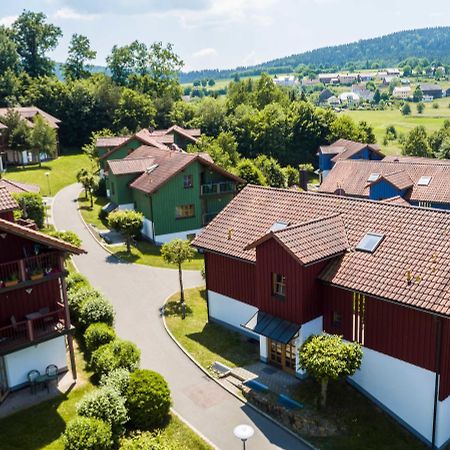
left=164, top=287, right=259, bottom=371
left=78, top=193, right=204, bottom=271
left=3, top=151, right=91, bottom=195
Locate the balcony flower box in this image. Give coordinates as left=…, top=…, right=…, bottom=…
left=30, top=269, right=44, bottom=281
left=3, top=272, right=19, bottom=288
left=4, top=279, right=19, bottom=288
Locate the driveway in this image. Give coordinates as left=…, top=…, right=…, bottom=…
left=53, top=183, right=310, bottom=450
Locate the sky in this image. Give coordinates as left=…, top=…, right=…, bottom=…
left=1, top=0, right=450, bottom=72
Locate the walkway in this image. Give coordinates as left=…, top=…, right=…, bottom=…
left=53, top=184, right=310, bottom=450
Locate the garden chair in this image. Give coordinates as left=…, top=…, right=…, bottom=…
left=44, top=364, right=59, bottom=392
left=27, top=369, right=40, bottom=394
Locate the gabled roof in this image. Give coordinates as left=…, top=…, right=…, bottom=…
left=0, top=107, right=61, bottom=129
left=245, top=214, right=349, bottom=266
left=0, top=186, right=18, bottom=212
left=383, top=155, right=450, bottom=165
left=96, top=136, right=129, bottom=148
left=112, top=145, right=244, bottom=195
left=164, top=125, right=201, bottom=142
left=319, top=159, right=450, bottom=204
left=330, top=139, right=384, bottom=162
left=381, top=196, right=410, bottom=206
left=108, top=157, right=155, bottom=175
left=0, top=217, right=85, bottom=255
left=0, top=178, right=40, bottom=194
left=372, top=170, right=413, bottom=191
left=193, top=185, right=450, bottom=316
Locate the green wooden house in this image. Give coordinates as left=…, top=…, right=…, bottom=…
left=105, top=145, right=243, bottom=244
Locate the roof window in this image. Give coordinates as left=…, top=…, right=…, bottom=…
left=417, top=175, right=432, bottom=186
left=269, top=221, right=289, bottom=232
left=356, top=232, right=384, bottom=253
left=367, top=173, right=380, bottom=182
left=146, top=164, right=159, bottom=174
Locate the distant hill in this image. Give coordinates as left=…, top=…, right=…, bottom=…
left=179, top=27, right=450, bottom=83
left=54, top=63, right=109, bottom=80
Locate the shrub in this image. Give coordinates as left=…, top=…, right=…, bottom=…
left=85, top=323, right=116, bottom=354
left=120, top=431, right=174, bottom=450
left=91, top=339, right=140, bottom=377
left=68, top=287, right=103, bottom=325
left=100, top=368, right=130, bottom=396
left=126, top=370, right=171, bottom=429
left=62, top=416, right=112, bottom=450
left=66, top=272, right=89, bottom=292
left=79, top=294, right=115, bottom=330
left=77, top=386, right=128, bottom=437
left=13, top=192, right=45, bottom=228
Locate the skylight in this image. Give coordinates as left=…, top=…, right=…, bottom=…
left=417, top=176, right=432, bottom=186
left=146, top=164, right=159, bottom=174
left=269, top=221, right=289, bottom=232
left=356, top=232, right=384, bottom=253
left=367, top=173, right=380, bottom=182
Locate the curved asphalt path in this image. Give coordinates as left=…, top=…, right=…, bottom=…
left=53, top=183, right=309, bottom=450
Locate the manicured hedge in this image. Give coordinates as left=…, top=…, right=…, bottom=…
left=62, top=416, right=112, bottom=450
left=84, top=323, right=116, bottom=354
left=100, top=368, right=130, bottom=396
left=79, top=294, right=115, bottom=330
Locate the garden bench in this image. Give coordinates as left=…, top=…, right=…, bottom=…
left=211, top=361, right=231, bottom=378
left=243, top=379, right=269, bottom=393
left=278, top=393, right=304, bottom=409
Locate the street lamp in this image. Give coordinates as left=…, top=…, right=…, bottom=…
left=45, top=172, right=51, bottom=196
left=233, top=424, right=254, bottom=450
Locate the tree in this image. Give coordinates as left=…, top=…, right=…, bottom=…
left=13, top=192, right=45, bottom=228
left=208, top=79, right=215, bottom=87
left=402, top=64, right=412, bottom=77
left=108, top=210, right=143, bottom=254
left=283, top=165, right=299, bottom=187
left=161, top=239, right=195, bottom=309
left=0, top=27, right=20, bottom=76
left=413, top=86, right=423, bottom=103
left=106, top=44, right=136, bottom=85
left=299, top=334, right=362, bottom=407
left=63, top=34, right=97, bottom=81
left=357, top=121, right=376, bottom=143
left=29, top=115, right=57, bottom=166
left=401, top=103, right=411, bottom=116
left=402, top=126, right=431, bottom=157
left=82, top=129, right=115, bottom=165
left=254, top=155, right=286, bottom=188
left=373, top=89, right=381, bottom=104
left=77, top=169, right=99, bottom=208
left=12, top=11, right=62, bottom=77
left=416, top=102, right=425, bottom=114
left=236, top=159, right=266, bottom=186
left=437, top=136, right=450, bottom=159
left=8, top=119, right=30, bottom=153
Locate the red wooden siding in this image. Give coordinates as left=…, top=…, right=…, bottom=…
left=205, top=252, right=257, bottom=307
left=439, top=319, right=450, bottom=401
left=322, top=285, right=353, bottom=340
left=0, top=234, right=35, bottom=263
left=255, top=239, right=325, bottom=324
left=0, top=211, right=14, bottom=222
left=0, top=279, right=62, bottom=326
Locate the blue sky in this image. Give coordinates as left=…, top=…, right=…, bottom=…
left=1, top=0, right=449, bottom=71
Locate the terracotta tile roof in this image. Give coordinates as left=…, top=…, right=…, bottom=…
left=330, top=139, right=384, bottom=162
left=108, top=157, right=155, bottom=175
left=0, top=186, right=18, bottom=212
left=375, top=170, right=414, bottom=191
left=128, top=146, right=243, bottom=195
left=319, top=145, right=346, bottom=155
left=245, top=214, right=349, bottom=265
left=319, top=159, right=450, bottom=205
left=381, top=196, right=411, bottom=206
left=383, top=155, right=450, bottom=165
left=96, top=136, right=129, bottom=148
left=0, top=107, right=61, bottom=129
left=0, top=217, right=85, bottom=254
left=0, top=178, right=40, bottom=194
left=193, top=185, right=450, bottom=316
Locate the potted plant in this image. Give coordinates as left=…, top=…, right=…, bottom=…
left=30, top=267, right=44, bottom=281
left=4, top=272, right=19, bottom=287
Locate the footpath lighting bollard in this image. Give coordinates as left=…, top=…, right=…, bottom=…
left=233, top=424, right=254, bottom=450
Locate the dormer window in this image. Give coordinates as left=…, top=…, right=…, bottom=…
left=367, top=173, right=380, bottom=182
left=272, top=273, right=286, bottom=298
left=356, top=232, right=384, bottom=253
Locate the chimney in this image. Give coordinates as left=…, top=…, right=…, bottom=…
left=299, top=170, right=308, bottom=191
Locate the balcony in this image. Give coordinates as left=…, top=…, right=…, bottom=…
left=0, top=252, right=63, bottom=291
left=200, top=181, right=236, bottom=196
left=0, top=306, right=68, bottom=355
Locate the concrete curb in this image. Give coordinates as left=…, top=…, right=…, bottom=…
left=161, top=295, right=319, bottom=450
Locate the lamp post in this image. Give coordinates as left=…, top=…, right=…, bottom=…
left=45, top=172, right=51, bottom=196
left=233, top=424, right=254, bottom=450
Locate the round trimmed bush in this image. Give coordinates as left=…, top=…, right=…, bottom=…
left=79, top=294, right=114, bottom=330
left=91, top=339, right=140, bottom=377
left=68, top=287, right=102, bottom=324
left=85, top=323, right=116, bottom=354
left=100, top=368, right=130, bottom=396
left=120, top=431, right=173, bottom=450
left=62, top=416, right=112, bottom=450
left=126, top=370, right=171, bottom=429
left=66, top=272, right=89, bottom=292
left=77, top=386, right=128, bottom=437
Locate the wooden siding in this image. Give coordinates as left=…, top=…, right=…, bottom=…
left=322, top=284, right=353, bottom=339
left=1, top=234, right=36, bottom=263
left=256, top=239, right=324, bottom=324
left=439, top=319, right=450, bottom=400
left=205, top=252, right=257, bottom=307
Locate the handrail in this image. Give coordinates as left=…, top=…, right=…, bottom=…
left=201, top=181, right=235, bottom=195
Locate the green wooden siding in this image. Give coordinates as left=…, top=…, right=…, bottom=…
left=100, top=139, right=143, bottom=170
left=133, top=189, right=152, bottom=219
left=108, top=173, right=135, bottom=205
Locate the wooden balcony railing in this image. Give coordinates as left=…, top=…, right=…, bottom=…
left=201, top=181, right=236, bottom=196
left=0, top=307, right=66, bottom=353
left=0, top=252, right=62, bottom=289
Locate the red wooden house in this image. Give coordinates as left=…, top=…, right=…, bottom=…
left=0, top=187, right=84, bottom=401
left=193, top=185, right=450, bottom=448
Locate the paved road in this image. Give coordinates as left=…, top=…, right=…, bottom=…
left=53, top=184, right=310, bottom=450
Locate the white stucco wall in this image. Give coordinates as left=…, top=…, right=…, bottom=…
left=351, top=346, right=435, bottom=443
left=208, top=290, right=259, bottom=339
left=4, top=336, right=68, bottom=389
left=437, top=391, right=450, bottom=448
left=117, top=203, right=135, bottom=211
left=296, top=316, right=323, bottom=376
left=259, top=336, right=268, bottom=362
left=154, top=228, right=203, bottom=245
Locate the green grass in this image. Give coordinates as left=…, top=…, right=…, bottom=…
left=165, top=287, right=259, bottom=371
left=4, top=151, right=92, bottom=195
left=78, top=193, right=204, bottom=270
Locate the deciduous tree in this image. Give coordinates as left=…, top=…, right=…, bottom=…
left=108, top=210, right=143, bottom=254
left=63, top=34, right=97, bottom=81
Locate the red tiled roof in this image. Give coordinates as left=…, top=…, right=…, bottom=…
left=0, top=186, right=18, bottom=212
left=330, top=139, right=384, bottom=162
left=245, top=214, right=349, bottom=265
left=0, top=217, right=85, bottom=254
left=319, top=159, right=450, bottom=204
left=383, top=155, right=450, bottom=165
left=374, top=170, right=413, bottom=191
left=0, top=107, right=61, bottom=129
left=96, top=136, right=129, bottom=148
left=381, top=196, right=411, bottom=206
left=108, top=157, right=155, bottom=175
left=193, top=185, right=450, bottom=316
left=128, top=146, right=243, bottom=195
left=0, top=178, right=40, bottom=194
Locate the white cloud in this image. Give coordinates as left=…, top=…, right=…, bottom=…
left=53, top=8, right=96, bottom=20
left=0, top=15, right=18, bottom=27
left=193, top=47, right=217, bottom=58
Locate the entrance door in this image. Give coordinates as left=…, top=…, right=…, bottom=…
left=268, top=339, right=296, bottom=374
left=0, top=356, right=9, bottom=403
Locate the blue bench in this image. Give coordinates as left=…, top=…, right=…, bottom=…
left=243, top=379, right=269, bottom=393
left=278, top=393, right=304, bottom=410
